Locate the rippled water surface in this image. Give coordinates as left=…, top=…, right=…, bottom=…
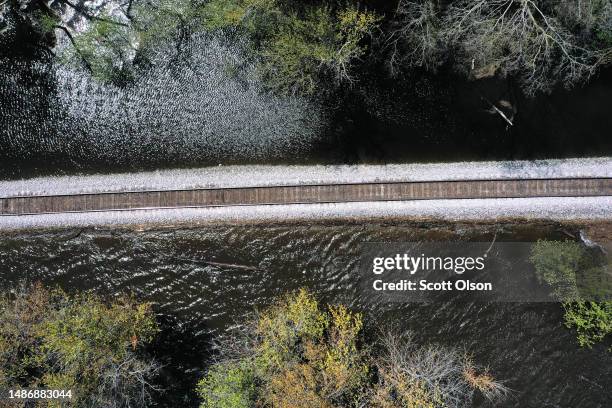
left=0, top=222, right=610, bottom=407
left=2, top=52, right=612, bottom=179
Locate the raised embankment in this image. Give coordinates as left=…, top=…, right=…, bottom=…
left=1, top=178, right=610, bottom=215
left=0, top=158, right=610, bottom=229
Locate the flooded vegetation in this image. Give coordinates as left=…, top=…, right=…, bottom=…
left=1, top=1, right=611, bottom=407
left=0, top=221, right=610, bottom=406
left=2, top=1, right=612, bottom=178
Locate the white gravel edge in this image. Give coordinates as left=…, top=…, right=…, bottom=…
left=1, top=157, right=611, bottom=197
left=1, top=196, right=610, bottom=231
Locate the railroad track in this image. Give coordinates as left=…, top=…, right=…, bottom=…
left=1, top=178, right=611, bottom=216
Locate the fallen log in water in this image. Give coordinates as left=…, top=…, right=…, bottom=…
left=172, top=256, right=259, bottom=271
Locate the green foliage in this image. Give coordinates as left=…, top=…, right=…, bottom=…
left=596, top=28, right=612, bottom=48
left=530, top=240, right=612, bottom=350
left=62, top=0, right=211, bottom=82
left=202, top=0, right=277, bottom=34
left=557, top=0, right=612, bottom=48
left=37, top=292, right=158, bottom=377
left=529, top=239, right=611, bottom=301
left=0, top=282, right=56, bottom=386
left=69, top=17, right=135, bottom=82
left=197, top=361, right=256, bottom=408
left=255, top=287, right=330, bottom=368
left=197, top=289, right=369, bottom=407
left=0, top=282, right=160, bottom=407
left=197, top=289, right=507, bottom=408
left=255, top=289, right=369, bottom=406
left=563, top=301, right=612, bottom=349
left=202, top=0, right=380, bottom=95
left=592, top=0, right=612, bottom=48
left=133, top=0, right=208, bottom=53
left=27, top=0, right=380, bottom=91
left=38, top=12, right=60, bottom=34
left=530, top=240, right=584, bottom=301
left=8, top=0, right=612, bottom=93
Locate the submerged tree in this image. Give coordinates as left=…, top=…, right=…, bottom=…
left=0, top=282, right=161, bottom=407
left=385, top=0, right=612, bottom=95
left=6, top=0, right=610, bottom=96
left=202, top=0, right=381, bottom=95
left=197, top=289, right=509, bottom=408
left=372, top=331, right=509, bottom=407
left=385, top=0, right=446, bottom=75
left=530, top=240, right=612, bottom=350
left=530, top=240, right=584, bottom=301
left=1, top=2, right=327, bottom=172
left=445, top=0, right=606, bottom=95
left=2, top=0, right=380, bottom=93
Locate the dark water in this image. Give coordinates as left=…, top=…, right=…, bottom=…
left=2, top=51, right=612, bottom=179
left=0, top=222, right=610, bottom=407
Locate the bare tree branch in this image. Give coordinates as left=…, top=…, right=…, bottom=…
left=444, top=0, right=601, bottom=95
left=54, top=24, right=93, bottom=73
left=385, top=0, right=445, bottom=75
left=56, top=0, right=129, bottom=27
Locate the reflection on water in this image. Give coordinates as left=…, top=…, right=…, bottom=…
left=2, top=51, right=612, bottom=180
left=0, top=34, right=325, bottom=179
left=0, top=222, right=610, bottom=407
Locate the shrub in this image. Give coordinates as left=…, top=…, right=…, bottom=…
left=198, top=289, right=369, bottom=407
left=261, top=4, right=380, bottom=94
left=197, top=361, right=256, bottom=408
left=201, top=0, right=278, bottom=34
left=256, top=289, right=369, bottom=406
left=563, top=301, right=612, bottom=349
left=0, top=282, right=160, bottom=408
left=372, top=331, right=509, bottom=407
left=530, top=240, right=612, bottom=350
left=255, top=287, right=331, bottom=368
left=530, top=240, right=584, bottom=301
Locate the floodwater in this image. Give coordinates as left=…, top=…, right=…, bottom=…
left=0, top=221, right=610, bottom=407
left=2, top=20, right=611, bottom=408
left=2, top=49, right=612, bottom=179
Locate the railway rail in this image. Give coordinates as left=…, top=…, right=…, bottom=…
left=1, top=178, right=610, bottom=216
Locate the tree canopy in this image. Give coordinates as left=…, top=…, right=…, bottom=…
left=197, top=289, right=509, bottom=408
left=530, top=240, right=612, bottom=350
left=0, top=282, right=160, bottom=407
left=4, top=1, right=611, bottom=96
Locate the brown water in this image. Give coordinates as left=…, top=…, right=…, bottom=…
left=0, top=221, right=610, bottom=407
